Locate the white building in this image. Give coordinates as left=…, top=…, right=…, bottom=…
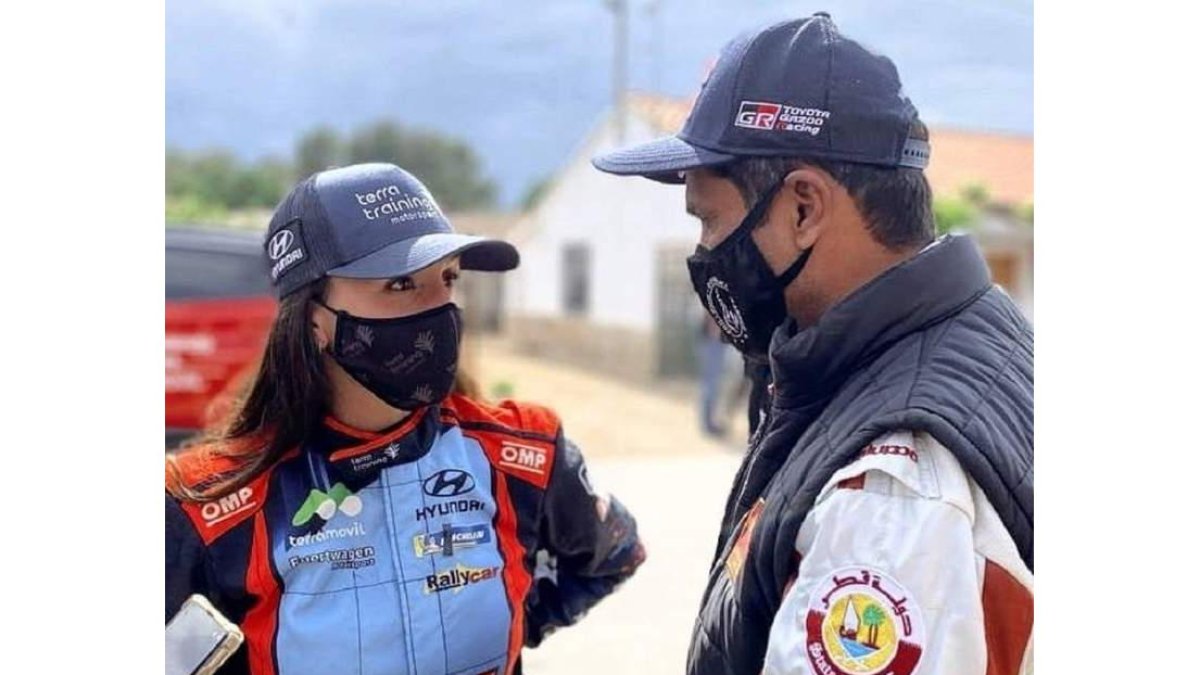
left=505, top=94, right=1033, bottom=381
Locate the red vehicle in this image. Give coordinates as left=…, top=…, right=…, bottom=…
left=166, top=227, right=276, bottom=446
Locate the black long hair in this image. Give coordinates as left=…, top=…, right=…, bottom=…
left=167, top=279, right=330, bottom=501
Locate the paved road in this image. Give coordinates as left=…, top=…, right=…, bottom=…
left=468, top=336, right=750, bottom=672
left=522, top=453, right=742, bottom=674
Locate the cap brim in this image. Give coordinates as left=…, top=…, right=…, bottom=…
left=591, top=135, right=738, bottom=183
left=327, top=233, right=519, bottom=279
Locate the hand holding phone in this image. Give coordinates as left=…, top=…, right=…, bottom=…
left=166, top=595, right=244, bottom=675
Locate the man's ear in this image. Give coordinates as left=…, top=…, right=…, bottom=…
left=781, top=166, right=834, bottom=250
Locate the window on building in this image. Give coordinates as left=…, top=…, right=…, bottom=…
left=562, top=243, right=591, bottom=315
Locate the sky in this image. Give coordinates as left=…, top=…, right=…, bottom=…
left=166, top=0, right=1033, bottom=207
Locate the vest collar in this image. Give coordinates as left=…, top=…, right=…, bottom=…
left=769, top=234, right=992, bottom=410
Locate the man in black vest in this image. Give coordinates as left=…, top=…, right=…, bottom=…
left=593, top=12, right=1033, bottom=675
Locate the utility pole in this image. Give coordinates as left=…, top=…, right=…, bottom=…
left=646, top=0, right=663, bottom=94
left=605, top=0, right=630, bottom=143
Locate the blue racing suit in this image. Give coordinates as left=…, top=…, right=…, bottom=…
left=166, top=394, right=645, bottom=675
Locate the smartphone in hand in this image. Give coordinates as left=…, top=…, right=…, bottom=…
left=166, top=595, right=244, bottom=675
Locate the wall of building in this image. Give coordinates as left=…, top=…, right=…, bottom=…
left=506, top=115, right=699, bottom=334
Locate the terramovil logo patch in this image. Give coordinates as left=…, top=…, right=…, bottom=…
left=735, top=100, right=831, bottom=136
left=268, top=220, right=306, bottom=281
left=292, top=483, right=362, bottom=527
left=805, top=567, right=925, bottom=675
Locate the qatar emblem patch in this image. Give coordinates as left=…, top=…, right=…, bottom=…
left=805, top=567, right=925, bottom=675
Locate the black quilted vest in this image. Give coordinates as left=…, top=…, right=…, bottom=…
left=687, top=235, right=1034, bottom=675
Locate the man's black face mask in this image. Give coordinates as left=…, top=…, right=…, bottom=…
left=686, top=182, right=812, bottom=361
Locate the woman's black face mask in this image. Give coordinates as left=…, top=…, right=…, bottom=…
left=316, top=300, right=462, bottom=410
left=685, top=182, right=812, bottom=361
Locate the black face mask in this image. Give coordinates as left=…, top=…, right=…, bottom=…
left=686, top=182, right=812, bottom=361
left=316, top=300, right=462, bottom=410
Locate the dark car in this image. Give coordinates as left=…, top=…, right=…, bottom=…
left=166, top=227, right=275, bottom=447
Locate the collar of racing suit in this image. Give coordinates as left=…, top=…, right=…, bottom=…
left=767, top=234, right=992, bottom=410
left=315, top=406, right=443, bottom=481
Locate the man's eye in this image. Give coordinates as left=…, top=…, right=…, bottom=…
left=444, top=271, right=460, bottom=288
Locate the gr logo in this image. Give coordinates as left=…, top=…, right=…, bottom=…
left=268, top=229, right=295, bottom=260
left=734, top=101, right=782, bottom=130
left=423, top=469, right=476, bottom=498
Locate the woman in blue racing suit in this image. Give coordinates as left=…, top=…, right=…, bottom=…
left=166, top=163, right=645, bottom=675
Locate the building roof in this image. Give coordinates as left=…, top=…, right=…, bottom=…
left=626, top=93, right=1033, bottom=206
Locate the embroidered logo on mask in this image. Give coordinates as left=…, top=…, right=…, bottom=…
left=705, top=277, right=747, bottom=342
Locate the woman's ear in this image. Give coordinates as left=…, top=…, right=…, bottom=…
left=311, top=307, right=332, bottom=353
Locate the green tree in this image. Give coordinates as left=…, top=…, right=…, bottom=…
left=295, top=126, right=344, bottom=179
left=960, top=181, right=990, bottom=206
left=165, top=147, right=291, bottom=223
left=933, top=196, right=979, bottom=235
left=1017, top=202, right=1033, bottom=226
left=861, top=604, right=886, bottom=648
left=346, top=120, right=496, bottom=211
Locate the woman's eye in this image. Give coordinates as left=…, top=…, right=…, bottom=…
left=388, top=277, right=416, bottom=291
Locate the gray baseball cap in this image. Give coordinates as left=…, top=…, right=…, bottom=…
left=592, top=12, right=930, bottom=182
left=264, top=163, right=519, bottom=297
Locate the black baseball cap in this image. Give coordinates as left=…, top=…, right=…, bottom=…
left=263, top=163, right=519, bottom=297
left=592, top=12, right=930, bottom=182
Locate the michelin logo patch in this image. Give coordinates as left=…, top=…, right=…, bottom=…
left=414, top=523, right=492, bottom=557
left=268, top=221, right=306, bottom=280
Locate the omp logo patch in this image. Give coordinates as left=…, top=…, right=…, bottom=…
left=199, top=486, right=257, bottom=527
left=499, top=442, right=549, bottom=477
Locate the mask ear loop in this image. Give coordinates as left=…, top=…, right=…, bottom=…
left=774, top=247, right=813, bottom=288
left=772, top=184, right=815, bottom=289
left=706, top=180, right=786, bottom=254
left=309, top=295, right=343, bottom=354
